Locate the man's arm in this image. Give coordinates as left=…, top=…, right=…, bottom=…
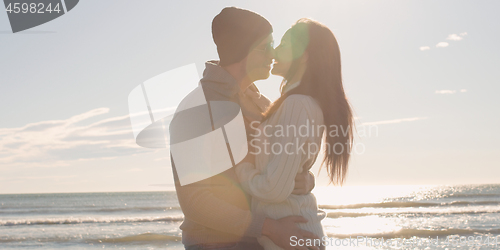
left=173, top=162, right=318, bottom=249
left=172, top=161, right=264, bottom=238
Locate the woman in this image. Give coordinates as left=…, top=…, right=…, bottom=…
left=236, top=18, right=354, bottom=250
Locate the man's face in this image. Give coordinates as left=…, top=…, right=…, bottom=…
left=244, top=34, right=274, bottom=82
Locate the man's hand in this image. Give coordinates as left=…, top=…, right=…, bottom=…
left=262, top=216, right=320, bottom=250
left=241, top=151, right=255, bottom=164
left=292, top=171, right=315, bottom=195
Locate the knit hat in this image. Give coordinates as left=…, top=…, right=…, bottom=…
left=212, top=7, right=273, bottom=66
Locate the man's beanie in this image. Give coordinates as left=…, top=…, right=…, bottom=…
left=212, top=7, right=273, bottom=66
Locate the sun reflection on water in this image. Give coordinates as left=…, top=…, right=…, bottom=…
left=310, top=184, right=500, bottom=249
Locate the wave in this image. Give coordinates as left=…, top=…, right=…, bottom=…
left=0, top=237, right=75, bottom=243
left=0, top=233, right=182, bottom=244
left=327, top=208, right=500, bottom=218
left=327, top=228, right=500, bottom=239
left=0, top=206, right=181, bottom=214
left=0, top=216, right=183, bottom=226
left=447, top=193, right=500, bottom=198
left=319, top=200, right=500, bottom=210
left=96, top=206, right=181, bottom=212
left=91, top=233, right=181, bottom=244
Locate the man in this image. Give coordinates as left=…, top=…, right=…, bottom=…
left=171, top=7, right=318, bottom=250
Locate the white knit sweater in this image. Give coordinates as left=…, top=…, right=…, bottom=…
left=236, top=94, right=326, bottom=250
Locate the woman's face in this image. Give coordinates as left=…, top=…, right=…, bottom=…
left=271, top=29, right=307, bottom=77
left=271, top=30, right=294, bottom=77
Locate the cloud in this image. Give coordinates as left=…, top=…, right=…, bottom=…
left=149, top=183, right=175, bottom=187
left=0, top=175, right=77, bottom=181
left=436, top=42, right=449, bottom=48
left=126, top=168, right=143, bottom=172
left=0, top=108, right=155, bottom=169
left=419, top=32, right=467, bottom=51
left=435, top=89, right=467, bottom=94
left=435, top=90, right=456, bottom=94
left=446, top=34, right=463, bottom=41
left=362, top=117, right=428, bottom=126
left=154, top=156, right=170, bottom=162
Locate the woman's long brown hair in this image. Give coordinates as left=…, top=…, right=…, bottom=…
left=263, top=18, right=354, bottom=185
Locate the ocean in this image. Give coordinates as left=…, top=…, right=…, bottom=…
left=1, top=184, right=499, bottom=249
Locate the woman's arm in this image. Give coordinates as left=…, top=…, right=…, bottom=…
left=236, top=96, right=321, bottom=203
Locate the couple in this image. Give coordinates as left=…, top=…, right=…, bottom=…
left=170, top=7, right=354, bottom=250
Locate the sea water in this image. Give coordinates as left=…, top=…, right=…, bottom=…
left=1, top=184, right=499, bottom=249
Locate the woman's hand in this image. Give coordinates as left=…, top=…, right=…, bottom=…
left=292, top=171, right=315, bottom=195
left=262, top=216, right=320, bottom=250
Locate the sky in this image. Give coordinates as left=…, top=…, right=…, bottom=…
left=0, top=0, right=499, bottom=194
